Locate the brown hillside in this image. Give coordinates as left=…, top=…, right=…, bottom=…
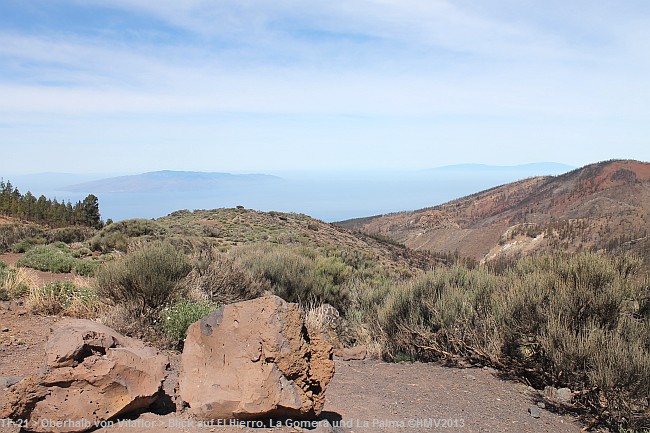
left=338, top=160, right=650, bottom=261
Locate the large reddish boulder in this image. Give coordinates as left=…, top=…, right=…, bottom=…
left=0, top=319, right=168, bottom=433
left=178, top=295, right=334, bottom=420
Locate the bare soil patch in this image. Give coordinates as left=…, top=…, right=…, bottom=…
left=0, top=305, right=61, bottom=376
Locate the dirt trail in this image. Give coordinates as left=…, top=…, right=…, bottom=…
left=0, top=307, right=591, bottom=433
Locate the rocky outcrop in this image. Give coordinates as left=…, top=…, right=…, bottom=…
left=0, top=320, right=168, bottom=433
left=179, top=295, right=334, bottom=420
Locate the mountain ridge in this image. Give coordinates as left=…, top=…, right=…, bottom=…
left=337, top=159, right=650, bottom=261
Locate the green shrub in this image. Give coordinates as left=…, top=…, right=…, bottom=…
left=74, top=260, right=99, bottom=277
left=11, top=240, right=34, bottom=253
left=392, top=353, right=414, bottom=363
left=15, top=243, right=100, bottom=276
left=16, top=244, right=77, bottom=273
left=96, top=241, right=191, bottom=311
left=162, top=300, right=218, bottom=341
left=71, top=246, right=92, bottom=258
left=378, top=265, right=500, bottom=363
left=28, top=281, right=102, bottom=318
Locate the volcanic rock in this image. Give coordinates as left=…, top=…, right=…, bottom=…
left=178, top=295, right=334, bottom=420
left=0, top=319, right=168, bottom=433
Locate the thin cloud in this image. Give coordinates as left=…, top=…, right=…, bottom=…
left=0, top=1, right=648, bottom=172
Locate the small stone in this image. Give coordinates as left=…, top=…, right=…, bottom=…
left=544, top=385, right=573, bottom=404
left=537, top=401, right=546, bottom=409
left=556, top=387, right=573, bottom=403
left=528, top=406, right=541, bottom=418
left=1, top=327, right=9, bottom=332
left=464, top=374, right=477, bottom=380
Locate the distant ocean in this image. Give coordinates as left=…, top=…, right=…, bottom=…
left=19, top=167, right=571, bottom=223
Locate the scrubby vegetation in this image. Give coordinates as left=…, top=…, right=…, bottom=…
left=2, top=204, right=648, bottom=430
left=362, top=253, right=649, bottom=429
left=0, top=221, right=97, bottom=253
left=16, top=243, right=99, bottom=276
left=230, top=243, right=358, bottom=310
left=90, top=218, right=167, bottom=252
left=98, top=236, right=647, bottom=429
left=0, top=222, right=46, bottom=252
left=96, top=241, right=191, bottom=312
left=182, top=246, right=266, bottom=305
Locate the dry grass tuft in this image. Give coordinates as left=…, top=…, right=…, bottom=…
left=304, top=303, right=342, bottom=348
left=1, top=266, right=38, bottom=298
left=27, top=281, right=104, bottom=319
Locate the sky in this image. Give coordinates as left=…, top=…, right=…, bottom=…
left=1, top=0, right=650, bottom=174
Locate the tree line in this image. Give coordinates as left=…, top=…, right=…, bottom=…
left=0, top=179, right=103, bottom=229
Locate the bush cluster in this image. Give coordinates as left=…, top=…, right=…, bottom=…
left=16, top=244, right=99, bottom=276
left=372, top=253, right=650, bottom=429
left=46, top=226, right=96, bottom=244
left=182, top=247, right=266, bottom=305
left=11, top=240, right=36, bottom=253
left=230, top=243, right=373, bottom=310
left=191, top=243, right=648, bottom=428
left=96, top=240, right=191, bottom=312
left=90, top=219, right=166, bottom=252
left=33, top=226, right=642, bottom=430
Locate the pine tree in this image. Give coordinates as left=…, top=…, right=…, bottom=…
left=80, top=194, right=102, bottom=229
left=0, top=178, right=103, bottom=228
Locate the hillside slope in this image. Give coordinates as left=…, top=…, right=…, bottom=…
left=338, top=160, right=650, bottom=261
left=154, top=207, right=441, bottom=272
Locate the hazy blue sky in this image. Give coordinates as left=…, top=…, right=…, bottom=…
left=2, top=0, right=649, bottom=174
